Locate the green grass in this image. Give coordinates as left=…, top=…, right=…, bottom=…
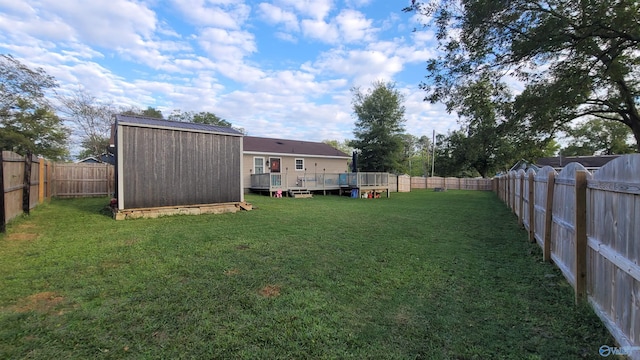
left=0, top=191, right=613, bottom=359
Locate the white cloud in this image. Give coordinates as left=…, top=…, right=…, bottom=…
left=346, top=0, right=373, bottom=6
left=198, top=28, right=256, bottom=62
left=274, top=0, right=334, bottom=20
left=38, top=0, right=158, bottom=48
left=311, top=48, right=404, bottom=86
left=274, top=32, right=298, bottom=43
left=0, top=11, right=75, bottom=42
left=301, top=19, right=339, bottom=43
left=257, top=3, right=300, bottom=32
left=170, top=0, right=250, bottom=29
left=335, top=9, right=376, bottom=43
left=0, top=0, right=35, bottom=15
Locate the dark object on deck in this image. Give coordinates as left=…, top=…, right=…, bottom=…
left=352, top=151, right=358, bottom=172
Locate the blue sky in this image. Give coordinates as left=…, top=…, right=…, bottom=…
left=0, top=0, right=459, bottom=155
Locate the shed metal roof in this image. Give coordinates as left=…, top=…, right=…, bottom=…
left=115, top=114, right=243, bottom=136
left=243, top=136, right=349, bottom=157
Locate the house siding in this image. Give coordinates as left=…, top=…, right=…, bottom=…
left=242, top=153, right=348, bottom=192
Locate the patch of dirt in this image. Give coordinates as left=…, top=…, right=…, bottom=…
left=394, top=308, right=412, bottom=326
left=259, top=285, right=281, bottom=298
left=11, top=292, right=65, bottom=314
left=235, top=244, right=250, bottom=250
left=224, top=268, right=240, bottom=276
left=152, top=331, right=169, bottom=341
left=5, top=233, right=39, bottom=241
left=124, top=237, right=141, bottom=246
left=100, top=260, right=124, bottom=269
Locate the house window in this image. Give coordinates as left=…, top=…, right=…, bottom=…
left=254, top=157, right=264, bottom=174
left=295, top=158, right=304, bottom=171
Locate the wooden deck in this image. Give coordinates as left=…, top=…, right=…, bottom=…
left=250, top=172, right=390, bottom=197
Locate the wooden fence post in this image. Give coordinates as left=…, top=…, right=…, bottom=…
left=507, top=173, right=511, bottom=209
left=38, top=158, right=44, bottom=203
left=47, top=161, right=53, bottom=199
left=528, top=172, right=535, bottom=243
left=574, top=170, right=588, bottom=304
left=543, top=171, right=555, bottom=262
left=519, top=174, right=525, bottom=227
left=22, top=152, right=32, bottom=215
left=511, top=173, right=516, bottom=213
left=0, top=152, right=5, bottom=233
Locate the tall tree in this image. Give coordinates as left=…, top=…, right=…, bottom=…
left=0, top=54, right=56, bottom=116
left=322, top=139, right=353, bottom=155
left=57, top=88, right=116, bottom=158
left=349, top=81, right=406, bottom=172
left=121, top=106, right=164, bottom=118
left=398, top=134, right=419, bottom=174
left=416, top=135, right=432, bottom=176
left=404, top=0, right=640, bottom=150
left=0, top=99, right=69, bottom=159
left=562, top=118, right=636, bottom=156
left=168, top=110, right=232, bottom=127
left=0, top=54, right=69, bottom=159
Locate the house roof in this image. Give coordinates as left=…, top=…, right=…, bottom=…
left=76, top=153, right=115, bottom=165
left=115, top=114, right=243, bottom=136
left=243, top=136, right=350, bottom=158
left=536, top=155, right=621, bottom=169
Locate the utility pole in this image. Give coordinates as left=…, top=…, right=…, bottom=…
left=431, top=130, right=436, bottom=177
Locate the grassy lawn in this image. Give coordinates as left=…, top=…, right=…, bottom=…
left=0, top=190, right=613, bottom=359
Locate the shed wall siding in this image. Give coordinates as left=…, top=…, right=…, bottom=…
left=121, top=126, right=241, bottom=209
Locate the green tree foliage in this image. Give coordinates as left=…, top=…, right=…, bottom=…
left=121, top=106, right=164, bottom=119
left=0, top=99, right=69, bottom=160
left=562, top=118, right=636, bottom=156
left=0, top=54, right=69, bottom=159
left=322, top=139, right=353, bottom=156
left=404, top=0, right=640, bottom=151
left=168, top=110, right=232, bottom=127
left=349, top=81, right=406, bottom=172
left=432, top=74, right=554, bottom=177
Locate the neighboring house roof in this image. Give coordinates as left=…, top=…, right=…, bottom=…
left=114, top=114, right=244, bottom=136
left=536, top=155, right=621, bottom=169
left=76, top=153, right=115, bottom=165
left=243, top=136, right=349, bottom=158
left=508, top=159, right=540, bottom=173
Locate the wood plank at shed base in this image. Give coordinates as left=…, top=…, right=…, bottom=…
left=113, top=201, right=252, bottom=220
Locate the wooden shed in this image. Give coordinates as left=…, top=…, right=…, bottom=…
left=113, top=115, right=246, bottom=219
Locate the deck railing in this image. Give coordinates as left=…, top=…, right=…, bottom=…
left=250, top=172, right=389, bottom=191
left=338, top=172, right=389, bottom=187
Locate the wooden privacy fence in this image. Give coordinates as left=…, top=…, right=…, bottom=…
left=1, top=151, right=53, bottom=232
left=53, top=163, right=114, bottom=198
left=493, top=154, right=640, bottom=359
left=1, top=151, right=114, bottom=232
left=409, top=176, right=492, bottom=191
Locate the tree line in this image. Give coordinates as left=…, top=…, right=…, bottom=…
left=343, top=78, right=635, bottom=178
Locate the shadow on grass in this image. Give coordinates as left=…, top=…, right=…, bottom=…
left=49, top=197, right=114, bottom=218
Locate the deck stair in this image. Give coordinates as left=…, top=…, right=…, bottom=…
left=289, top=189, right=312, bottom=198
